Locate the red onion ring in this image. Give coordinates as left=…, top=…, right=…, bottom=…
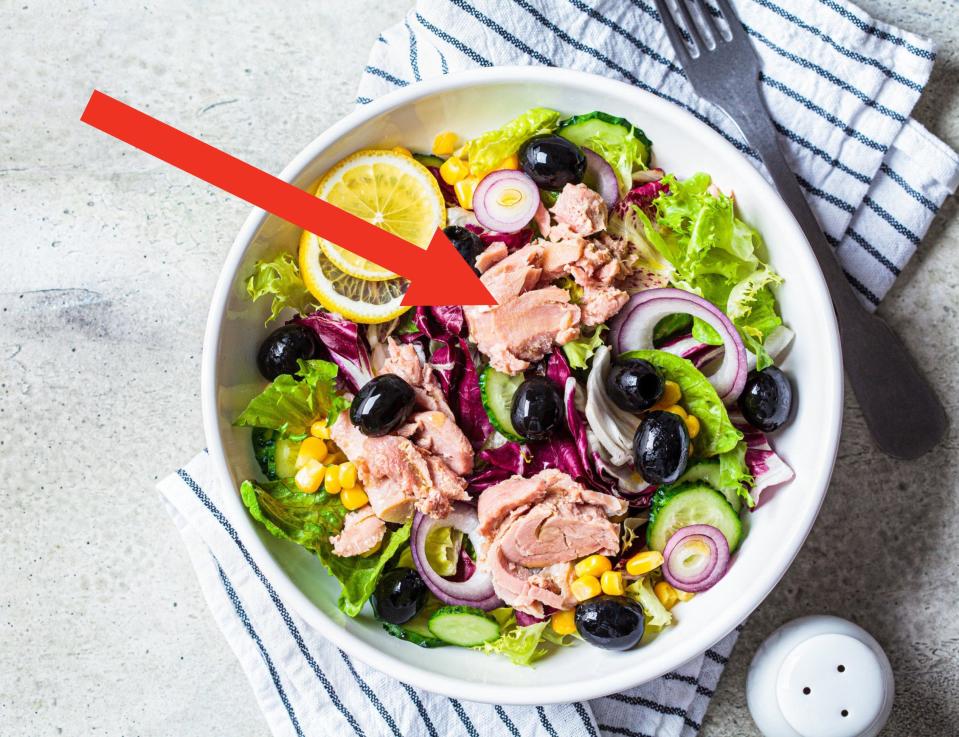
left=610, top=288, right=748, bottom=403
left=662, top=524, right=730, bottom=593
left=582, top=147, right=619, bottom=208
left=473, top=169, right=540, bottom=234
left=410, top=504, right=501, bottom=610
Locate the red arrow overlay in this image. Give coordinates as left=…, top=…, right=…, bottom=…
left=80, top=90, right=495, bottom=306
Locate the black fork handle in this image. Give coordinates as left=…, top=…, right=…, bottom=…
left=723, top=83, right=947, bottom=459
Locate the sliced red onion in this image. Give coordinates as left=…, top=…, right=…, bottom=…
left=659, top=332, right=724, bottom=370
left=662, top=524, right=730, bottom=593
left=410, top=504, right=501, bottom=610
left=473, top=170, right=540, bottom=234
left=611, top=288, right=748, bottom=403
left=582, top=147, right=619, bottom=209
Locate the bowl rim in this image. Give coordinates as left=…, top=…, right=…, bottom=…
left=201, top=65, right=843, bottom=704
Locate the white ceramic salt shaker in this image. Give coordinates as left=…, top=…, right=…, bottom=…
left=746, top=615, right=894, bottom=737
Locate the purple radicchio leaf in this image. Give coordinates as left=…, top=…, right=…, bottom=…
left=294, top=312, right=372, bottom=393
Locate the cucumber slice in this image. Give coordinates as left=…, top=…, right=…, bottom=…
left=252, top=428, right=278, bottom=480
left=480, top=366, right=524, bottom=441
left=557, top=111, right=652, bottom=166
left=382, top=621, right=447, bottom=648
left=674, top=460, right=742, bottom=513
left=274, top=438, right=301, bottom=479
left=647, top=483, right=742, bottom=552
left=428, top=605, right=501, bottom=646
left=413, top=153, right=447, bottom=168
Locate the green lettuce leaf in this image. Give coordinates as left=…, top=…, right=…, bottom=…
left=240, top=478, right=411, bottom=616
left=234, top=359, right=348, bottom=436
left=625, top=576, right=672, bottom=630
left=246, top=252, right=316, bottom=325
left=466, top=107, right=562, bottom=176
left=475, top=620, right=549, bottom=666
left=719, top=440, right=755, bottom=508
left=630, top=174, right=786, bottom=360
left=621, top=349, right=742, bottom=456
left=563, top=324, right=607, bottom=369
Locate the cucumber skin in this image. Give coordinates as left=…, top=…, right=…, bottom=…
left=557, top=111, right=653, bottom=164
left=428, top=605, right=501, bottom=647
left=647, top=483, right=743, bottom=552
left=382, top=622, right=447, bottom=649
left=673, top=460, right=742, bottom=513
left=252, top=428, right=278, bottom=480
left=479, top=366, right=524, bottom=442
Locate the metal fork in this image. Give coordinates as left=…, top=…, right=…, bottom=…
left=653, top=0, right=946, bottom=459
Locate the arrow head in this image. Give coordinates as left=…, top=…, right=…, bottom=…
left=401, top=229, right=498, bottom=307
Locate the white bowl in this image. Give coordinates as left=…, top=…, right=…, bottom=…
left=202, top=67, right=842, bottom=705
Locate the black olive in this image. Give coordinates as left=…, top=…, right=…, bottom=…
left=350, top=374, right=416, bottom=436
left=256, top=324, right=318, bottom=380
left=519, top=135, right=587, bottom=191
left=633, top=410, right=690, bottom=484
left=575, top=596, right=646, bottom=651
left=371, top=568, right=428, bottom=625
left=443, top=225, right=485, bottom=276
left=738, top=366, right=793, bottom=432
left=510, top=376, right=564, bottom=441
left=606, top=358, right=665, bottom=413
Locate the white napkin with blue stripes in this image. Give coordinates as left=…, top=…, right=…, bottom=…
left=161, top=2, right=956, bottom=735
left=358, top=0, right=959, bottom=308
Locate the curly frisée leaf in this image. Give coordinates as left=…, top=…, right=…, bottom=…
left=234, top=359, right=348, bottom=436
left=625, top=576, right=672, bottom=630
left=562, top=324, right=607, bottom=370
left=246, top=252, right=317, bottom=325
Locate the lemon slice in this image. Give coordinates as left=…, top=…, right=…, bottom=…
left=312, top=149, right=446, bottom=280
left=299, top=231, right=410, bottom=324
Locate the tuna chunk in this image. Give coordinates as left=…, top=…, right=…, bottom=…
left=476, top=469, right=627, bottom=616
left=540, top=235, right=586, bottom=280
left=465, top=287, right=581, bottom=375
left=579, top=285, right=629, bottom=326
left=550, top=183, right=607, bottom=236
left=330, top=413, right=469, bottom=521
left=397, top=410, right=474, bottom=475
left=380, top=339, right=451, bottom=418
left=475, top=241, right=509, bottom=273
left=479, top=242, right=545, bottom=304
left=329, top=505, right=386, bottom=557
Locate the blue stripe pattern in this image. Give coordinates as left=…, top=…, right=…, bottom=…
left=574, top=702, right=600, bottom=737
left=216, top=563, right=305, bottom=737
left=176, top=470, right=366, bottom=737
left=401, top=683, right=440, bottom=737
left=415, top=11, right=493, bottom=66
left=405, top=20, right=422, bottom=81
left=816, top=0, right=934, bottom=59
left=880, top=162, right=938, bottom=213
left=535, top=706, right=560, bottom=737
left=846, top=227, right=902, bottom=275
left=364, top=65, right=409, bottom=87
left=338, top=649, right=403, bottom=736
left=450, top=698, right=481, bottom=737
left=449, top=0, right=554, bottom=65
left=495, top=705, right=521, bottom=737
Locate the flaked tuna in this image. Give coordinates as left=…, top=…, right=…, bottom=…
left=477, top=469, right=627, bottom=616
left=329, top=505, right=386, bottom=557
left=474, top=241, right=509, bottom=273
left=550, top=182, right=608, bottom=236
left=478, top=242, right=545, bottom=304
left=397, top=409, right=474, bottom=475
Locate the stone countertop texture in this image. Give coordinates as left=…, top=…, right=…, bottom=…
left=1, top=1, right=956, bottom=735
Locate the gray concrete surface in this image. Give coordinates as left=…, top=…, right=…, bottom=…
left=1, top=1, right=956, bottom=735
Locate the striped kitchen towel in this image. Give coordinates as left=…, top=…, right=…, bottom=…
left=358, top=0, right=959, bottom=309
left=160, top=452, right=738, bottom=737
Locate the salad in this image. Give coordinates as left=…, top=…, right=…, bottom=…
left=236, top=107, right=796, bottom=665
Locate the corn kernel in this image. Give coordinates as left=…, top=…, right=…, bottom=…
left=571, top=574, right=602, bottom=602
left=600, top=570, right=625, bottom=596
left=341, top=486, right=369, bottom=511
left=652, top=381, right=682, bottom=410
left=439, top=156, right=469, bottom=185
left=432, top=131, right=458, bottom=156
left=684, top=414, right=700, bottom=439
left=310, top=420, right=332, bottom=439
left=294, top=459, right=326, bottom=494
left=454, top=176, right=479, bottom=210
left=497, top=153, right=520, bottom=170
left=391, top=146, right=412, bottom=157
left=625, top=550, right=664, bottom=576
left=338, top=462, right=358, bottom=490
left=324, top=468, right=342, bottom=495
left=551, top=609, right=577, bottom=636
left=295, top=436, right=328, bottom=469
left=574, top=554, right=612, bottom=578
left=675, top=589, right=696, bottom=602
left=654, top=581, right=679, bottom=610
left=663, top=404, right=687, bottom=420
